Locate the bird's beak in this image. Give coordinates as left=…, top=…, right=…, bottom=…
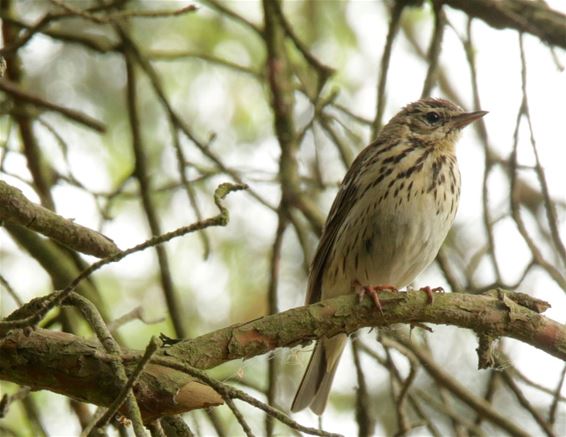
left=451, top=110, right=488, bottom=129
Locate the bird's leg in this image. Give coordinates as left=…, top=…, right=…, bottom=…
left=358, top=286, right=383, bottom=313
left=353, top=281, right=399, bottom=313
left=371, top=284, right=399, bottom=293
left=419, top=286, right=444, bottom=304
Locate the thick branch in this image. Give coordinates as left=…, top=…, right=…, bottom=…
left=0, top=329, right=223, bottom=423
left=0, top=180, right=120, bottom=258
left=443, top=0, right=566, bottom=49
left=165, top=289, right=563, bottom=367
left=1, top=289, right=562, bottom=423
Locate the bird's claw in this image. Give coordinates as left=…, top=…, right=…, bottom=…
left=353, top=281, right=399, bottom=313
left=419, top=286, right=444, bottom=304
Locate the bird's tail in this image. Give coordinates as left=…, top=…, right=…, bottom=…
left=291, top=334, right=347, bottom=415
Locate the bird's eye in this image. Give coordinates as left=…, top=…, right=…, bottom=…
left=425, top=112, right=441, bottom=124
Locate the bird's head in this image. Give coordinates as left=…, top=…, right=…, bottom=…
left=385, top=98, right=487, bottom=153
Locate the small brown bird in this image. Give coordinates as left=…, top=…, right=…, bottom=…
left=291, top=98, right=487, bottom=414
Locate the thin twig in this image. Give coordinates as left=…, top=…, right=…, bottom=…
left=119, top=32, right=276, bottom=213
left=0, top=79, right=106, bottom=132
left=66, top=293, right=146, bottom=437
left=271, top=0, right=334, bottom=95
left=263, top=0, right=324, bottom=233
left=202, top=0, right=263, bottom=36
left=351, top=337, right=376, bottom=437
left=106, top=307, right=164, bottom=334
left=394, top=334, right=531, bottom=437
left=0, top=183, right=246, bottom=333
left=517, top=37, right=566, bottom=268
left=151, top=356, right=342, bottom=437
left=421, top=1, right=446, bottom=98
left=226, top=398, right=254, bottom=437
left=463, top=19, right=502, bottom=282
left=266, top=207, right=287, bottom=437
left=500, top=370, right=555, bottom=437
left=381, top=336, right=420, bottom=436
left=0, top=15, right=116, bottom=53
left=548, top=363, right=566, bottom=425
left=475, top=370, right=499, bottom=426
left=149, top=50, right=263, bottom=79
left=168, top=120, right=211, bottom=259
left=372, top=0, right=406, bottom=138
left=121, top=44, right=185, bottom=337
left=508, top=39, right=566, bottom=290
left=0, top=274, right=23, bottom=306
left=93, top=337, right=162, bottom=431
left=0, top=387, right=31, bottom=419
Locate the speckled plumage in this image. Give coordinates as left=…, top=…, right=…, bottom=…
left=291, top=98, right=487, bottom=415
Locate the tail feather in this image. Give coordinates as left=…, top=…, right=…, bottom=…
left=291, top=334, right=347, bottom=415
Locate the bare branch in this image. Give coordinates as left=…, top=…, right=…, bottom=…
left=0, top=180, right=119, bottom=258
left=443, top=0, right=566, bottom=49
left=1, top=290, right=561, bottom=428
left=0, top=79, right=106, bottom=132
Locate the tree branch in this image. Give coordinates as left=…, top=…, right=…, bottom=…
left=0, top=78, right=106, bottom=132
left=165, top=289, right=562, bottom=367
left=1, top=289, right=562, bottom=423
left=0, top=180, right=119, bottom=258
left=0, top=329, right=223, bottom=424
left=443, top=0, right=566, bottom=50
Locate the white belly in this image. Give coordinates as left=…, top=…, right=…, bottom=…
left=321, top=182, right=457, bottom=298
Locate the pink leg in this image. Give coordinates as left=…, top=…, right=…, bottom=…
left=353, top=281, right=399, bottom=313
left=419, top=286, right=444, bottom=304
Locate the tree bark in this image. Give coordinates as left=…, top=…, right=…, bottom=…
left=1, top=289, right=562, bottom=422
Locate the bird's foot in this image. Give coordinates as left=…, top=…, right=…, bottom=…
left=353, top=281, right=399, bottom=313
left=419, top=286, right=444, bottom=304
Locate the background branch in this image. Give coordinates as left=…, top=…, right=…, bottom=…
left=0, top=180, right=119, bottom=258
left=443, top=0, right=566, bottom=49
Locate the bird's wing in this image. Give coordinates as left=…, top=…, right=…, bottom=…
left=305, top=141, right=380, bottom=304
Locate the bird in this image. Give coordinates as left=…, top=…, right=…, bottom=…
left=291, top=98, right=487, bottom=415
